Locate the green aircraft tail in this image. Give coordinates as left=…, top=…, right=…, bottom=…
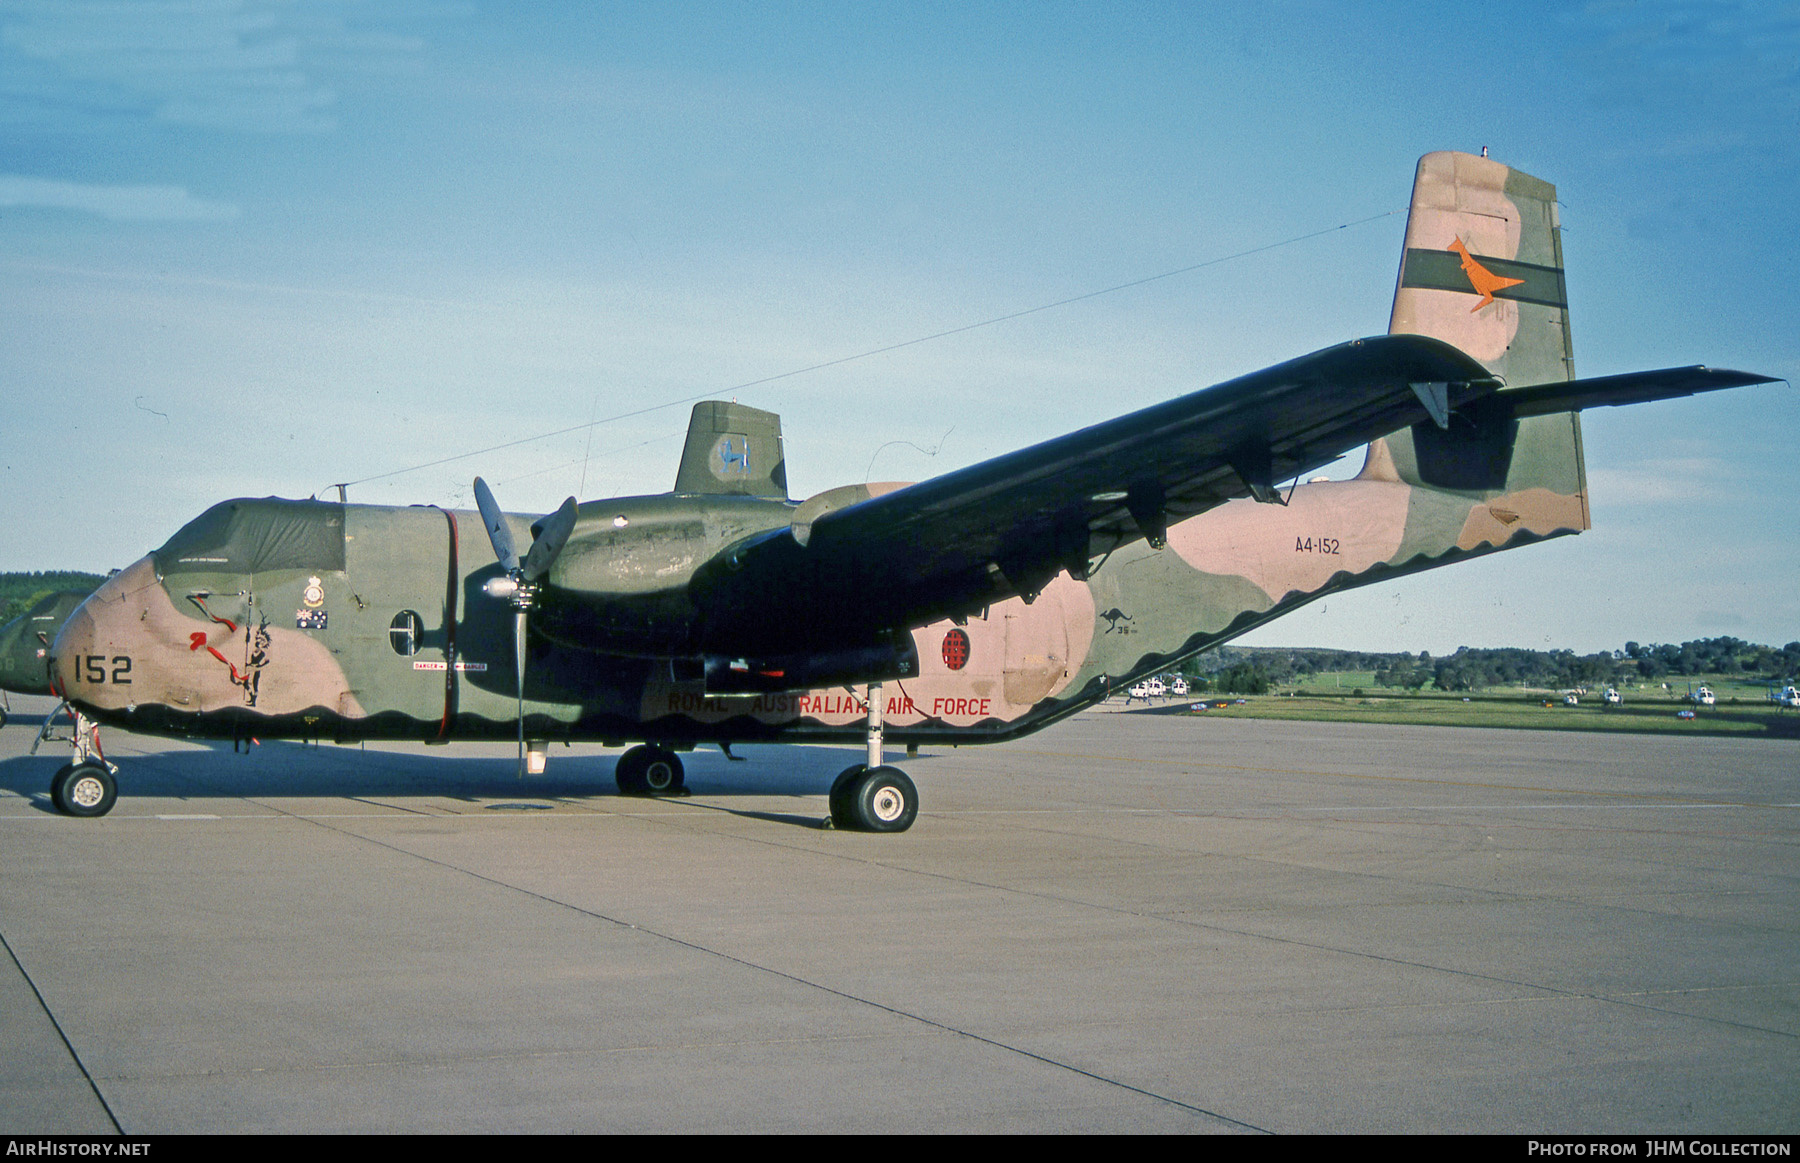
left=1363, top=151, right=1589, bottom=529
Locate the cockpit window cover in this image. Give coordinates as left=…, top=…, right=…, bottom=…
left=154, top=498, right=347, bottom=577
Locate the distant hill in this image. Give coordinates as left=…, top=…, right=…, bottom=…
left=1, top=571, right=109, bottom=623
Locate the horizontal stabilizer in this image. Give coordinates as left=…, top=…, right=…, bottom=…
left=1503, top=367, right=1778, bottom=419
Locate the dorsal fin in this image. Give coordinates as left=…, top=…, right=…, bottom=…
left=672, top=402, right=788, bottom=498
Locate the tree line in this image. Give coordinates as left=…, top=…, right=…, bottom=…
left=1184, top=638, right=1800, bottom=695
left=0, top=572, right=108, bottom=623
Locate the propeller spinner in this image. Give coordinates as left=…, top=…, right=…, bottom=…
left=473, top=477, right=579, bottom=776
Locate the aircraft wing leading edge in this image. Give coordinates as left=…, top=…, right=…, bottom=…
left=691, top=334, right=1499, bottom=653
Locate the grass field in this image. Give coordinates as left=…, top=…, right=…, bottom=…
left=1158, top=674, right=1800, bottom=739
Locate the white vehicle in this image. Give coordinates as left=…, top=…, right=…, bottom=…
left=1127, top=681, right=1153, bottom=700
left=1563, top=693, right=1579, bottom=706
left=1169, top=677, right=1190, bottom=696
left=1692, top=685, right=1717, bottom=706
left=1603, top=688, right=1622, bottom=705
left=1773, top=685, right=1800, bottom=709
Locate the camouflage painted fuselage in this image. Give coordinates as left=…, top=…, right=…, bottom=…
left=51, top=420, right=1585, bottom=749
left=2, top=591, right=89, bottom=696
left=51, top=151, right=1601, bottom=748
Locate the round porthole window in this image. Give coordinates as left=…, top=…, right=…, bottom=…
left=389, top=610, right=423, bottom=656
left=941, top=627, right=970, bottom=671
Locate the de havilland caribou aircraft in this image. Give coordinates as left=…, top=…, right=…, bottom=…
left=0, top=591, right=89, bottom=729
left=44, top=152, right=1776, bottom=828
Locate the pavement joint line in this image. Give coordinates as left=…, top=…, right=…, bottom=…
left=585, top=795, right=1800, bottom=1042
left=238, top=794, right=1271, bottom=1134
left=1005, top=747, right=1800, bottom=807
left=87, top=1027, right=954, bottom=1085
left=23, top=728, right=1799, bottom=1087
left=1, top=929, right=124, bottom=1136
left=760, top=812, right=1800, bottom=1043
left=4, top=798, right=1798, bottom=824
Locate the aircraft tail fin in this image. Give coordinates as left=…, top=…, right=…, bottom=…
left=1388, top=151, right=1573, bottom=388
left=673, top=402, right=789, bottom=499
left=1363, top=151, right=1587, bottom=525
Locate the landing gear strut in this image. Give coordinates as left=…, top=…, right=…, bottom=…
left=615, top=744, right=686, bottom=796
left=46, top=708, right=119, bottom=817
left=828, top=681, right=920, bottom=833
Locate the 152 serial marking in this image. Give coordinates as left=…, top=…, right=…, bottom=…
left=69, top=654, right=132, bottom=683
left=1295, top=537, right=1341, bottom=554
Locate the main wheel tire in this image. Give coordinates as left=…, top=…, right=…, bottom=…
left=0, top=706, right=8, bottom=730
left=48, top=763, right=76, bottom=808
left=848, top=766, right=917, bottom=833
left=615, top=746, right=650, bottom=795
left=828, top=764, right=866, bottom=828
left=641, top=748, right=685, bottom=794
left=53, top=763, right=116, bottom=818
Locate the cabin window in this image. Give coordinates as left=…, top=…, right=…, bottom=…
left=389, top=611, right=423, bottom=656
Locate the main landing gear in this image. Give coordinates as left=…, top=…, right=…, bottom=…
left=829, top=764, right=918, bottom=832
left=829, top=680, right=920, bottom=833
left=609, top=681, right=922, bottom=832
left=44, top=706, right=119, bottom=817
left=614, top=744, right=686, bottom=796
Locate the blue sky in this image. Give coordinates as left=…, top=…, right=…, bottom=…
left=1, top=0, right=1795, bottom=654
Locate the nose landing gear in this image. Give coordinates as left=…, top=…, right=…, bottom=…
left=44, top=708, right=119, bottom=817
left=51, top=762, right=117, bottom=817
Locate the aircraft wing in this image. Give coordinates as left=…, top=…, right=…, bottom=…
left=691, top=334, right=1499, bottom=653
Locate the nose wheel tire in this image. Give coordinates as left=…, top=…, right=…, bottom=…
left=615, top=745, right=685, bottom=796
left=832, top=765, right=917, bottom=833
left=51, top=762, right=117, bottom=818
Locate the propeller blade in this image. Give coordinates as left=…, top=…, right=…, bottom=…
left=523, top=496, right=579, bottom=583
left=473, top=477, right=520, bottom=574
left=514, top=607, right=528, bottom=778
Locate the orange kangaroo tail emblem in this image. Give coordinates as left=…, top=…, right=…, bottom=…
left=1448, top=237, right=1524, bottom=312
